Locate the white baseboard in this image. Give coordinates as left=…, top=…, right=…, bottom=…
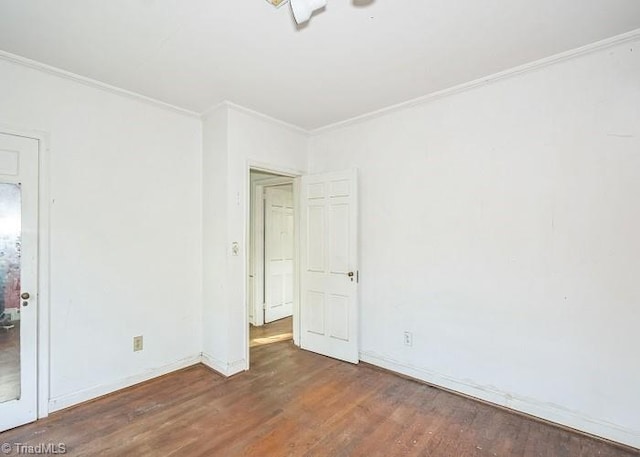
left=360, top=350, right=640, bottom=450
left=47, top=349, right=637, bottom=449
left=48, top=353, right=248, bottom=414
left=48, top=354, right=202, bottom=413
left=201, top=352, right=247, bottom=377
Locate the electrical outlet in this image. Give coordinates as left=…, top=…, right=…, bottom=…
left=403, top=331, right=413, bottom=347
left=133, top=335, right=143, bottom=352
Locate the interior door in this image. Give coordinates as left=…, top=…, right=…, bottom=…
left=264, top=185, right=294, bottom=323
left=300, top=169, right=358, bottom=363
left=0, top=132, right=38, bottom=431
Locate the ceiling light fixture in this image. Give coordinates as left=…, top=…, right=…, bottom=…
left=267, top=0, right=327, bottom=25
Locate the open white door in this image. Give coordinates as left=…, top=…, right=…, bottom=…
left=0, top=132, right=39, bottom=431
left=264, top=185, right=294, bottom=323
left=300, top=169, right=358, bottom=364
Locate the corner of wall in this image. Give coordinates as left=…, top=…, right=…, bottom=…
left=201, top=103, right=232, bottom=364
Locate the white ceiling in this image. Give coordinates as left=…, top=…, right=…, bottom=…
left=1, top=0, right=639, bottom=130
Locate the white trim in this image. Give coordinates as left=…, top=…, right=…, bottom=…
left=200, top=101, right=228, bottom=118
left=244, top=161, right=303, bottom=371
left=0, top=50, right=200, bottom=119
left=292, top=177, right=301, bottom=347
left=4, top=29, right=638, bottom=134
left=200, top=353, right=246, bottom=377
left=36, top=131, right=51, bottom=421
left=253, top=177, right=296, bottom=186
left=249, top=180, right=264, bottom=327
left=0, top=124, right=51, bottom=421
left=202, top=101, right=310, bottom=136
left=248, top=161, right=304, bottom=179
left=48, top=351, right=251, bottom=413
left=48, top=354, right=202, bottom=413
left=360, top=350, right=640, bottom=450
left=311, top=28, right=640, bottom=135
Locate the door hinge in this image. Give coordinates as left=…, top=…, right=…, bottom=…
left=357, top=270, right=359, bottom=283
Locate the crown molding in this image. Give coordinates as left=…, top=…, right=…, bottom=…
left=200, top=101, right=228, bottom=117
left=3, top=27, right=639, bottom=133
left=311, top=28, right=640, bottom=135
left=0, top=50, right=200, bottom=118
left=201, top=100, right=310, bottom=136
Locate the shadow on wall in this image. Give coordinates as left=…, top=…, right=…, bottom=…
left=353, top=0, right=375, bottom=6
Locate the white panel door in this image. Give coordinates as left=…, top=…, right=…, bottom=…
left=264, top=185, right=294, bottom=323
left=300, top=169, right=358, bottom=363
left=0, top=132, right=38, bottom=431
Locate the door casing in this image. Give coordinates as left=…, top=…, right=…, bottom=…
left=245, top=161, right=302, bottom=369
left=0, top=124, right=51, bottom=421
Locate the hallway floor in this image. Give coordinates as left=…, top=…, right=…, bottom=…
left=250, top=316, right=292, bottom=348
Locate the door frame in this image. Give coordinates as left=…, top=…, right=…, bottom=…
left=245, top=161, right=302, bottom=369
left=0, top=124, right=51, bottom=421
left=250, top=177, right=294, bottom=327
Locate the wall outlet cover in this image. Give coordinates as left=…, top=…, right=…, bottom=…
left=403, top=331, right=413, bottom=347
left=133, top=335, right=143, bottom=352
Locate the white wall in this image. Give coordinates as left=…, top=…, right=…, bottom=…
left=2, top=30, right=638, bottom=450
left=309, top=40, right=640, bottom=447
left=201, top=104, right=307, bottom=374
left=0, top=58, right=203, bottom=410
left=201, top=106, right=230, bottom=371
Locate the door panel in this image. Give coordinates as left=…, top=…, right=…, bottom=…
left=307, top=291, right=325, bottom=335
left=329, top=203, right=349, bottom=273
left=300, top=169, right=358, bottom=364
left=329, top=294, right=349, bottom=341
left=264, top=185, right=294, bottom=323
left=0, top=132, right=38, bottom=432
left=306, top=206, right=325, bottom=272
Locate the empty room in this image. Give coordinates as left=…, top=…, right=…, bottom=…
left=0, top=0, right=639, bottom=456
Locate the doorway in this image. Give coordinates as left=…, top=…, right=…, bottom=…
left=248, top=169, right=296, bottom=357
left=0, top=131, right=40, bottom=431
left=244, top=166, right=359, bottom=370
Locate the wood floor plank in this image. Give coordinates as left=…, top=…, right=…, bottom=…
left=0, top=318, right=637, bottom=456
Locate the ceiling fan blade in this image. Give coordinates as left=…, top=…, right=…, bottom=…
left=291, top=0, right=327, bottom=24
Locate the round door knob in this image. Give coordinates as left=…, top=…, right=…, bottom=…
left=21, top=292, right=30, bottom=300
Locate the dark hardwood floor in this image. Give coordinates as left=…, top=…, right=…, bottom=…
left=0, top=319, right=637, bottom=456
left=0, top=320, right=20, bottom=403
